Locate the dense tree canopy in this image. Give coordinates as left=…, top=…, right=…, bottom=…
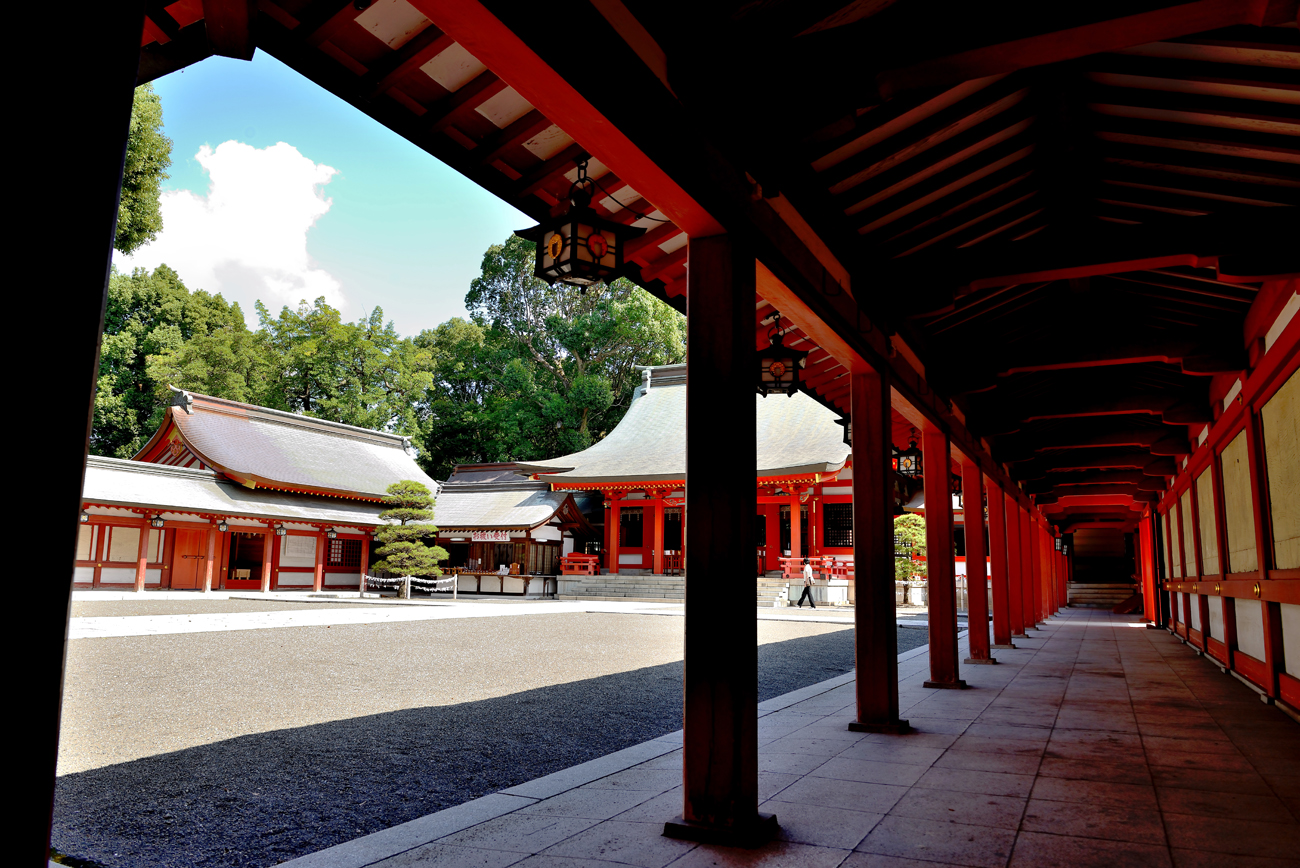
left=115, top=83, right=172, bottom=255
left=91, top=237, right=686, bottom=481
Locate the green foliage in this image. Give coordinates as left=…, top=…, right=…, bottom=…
left=894, top=513, right=928, bottom=582
left=372, top=480, right=448, bottom=577
left=92, top=265, right=252, bottom=457
left=115, top=83, right=172, bottom=255
left=415, top=235, right=686, bottom=478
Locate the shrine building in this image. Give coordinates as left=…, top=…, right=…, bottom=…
left=38, top=0, right=1300, bottom=860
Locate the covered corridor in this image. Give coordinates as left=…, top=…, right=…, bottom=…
left=37, top=0, right=1299, bottom=862
left=280, top=608, right=1300, bottom=867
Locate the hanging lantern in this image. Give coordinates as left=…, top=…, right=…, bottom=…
left=514, top=158, right=645, bottom=289
left=326, top=528, right=338, bottom=539
left=216, top=520, right=228, bottom=532
left=79, top=510, right=90, bottom=523
left=757, top=313, right=809, bottom=397
left=836, top=415, right=851, bottom=446
left=1054, top=536, right=1063, bottom=552
left=896, top=429, right=923, bottom=477
left=951, top=474, right=963, bottom=509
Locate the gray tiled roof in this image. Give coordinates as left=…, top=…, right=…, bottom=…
left=157, top=389, right=437, bottom=498
left=517, top=364, right=849, bottom=484
left=83, top=456, right=385, bottom=527
left=431, top=487, right=572, bottom=531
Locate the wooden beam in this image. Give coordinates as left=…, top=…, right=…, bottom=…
left=203, top=0, right=256, bottom=60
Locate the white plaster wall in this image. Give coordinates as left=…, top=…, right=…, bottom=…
left=562, top=537, right=574, bottom=556
left=100, top=568, right=136, bottom=584
left=1281, top=602, right=1300, bottom=677
left=277, top=572, right=313, bottom=586
left=503, top=576, right=526, bottom=594
left=329, top=572, right=361, bottom=587
left=531, top=525, right=562, bottom=541
left=280, top=535, right=318, bottom=568
left=821, top=486, right=852, bottom=495
left=1189, top=594, right=1201, bottom=630
left=146, top=568, right=161, bottom=584
left=74, top=567, right=95, bottom=583
left=618, top=553, right=641, bottom=565
left=1207, top=596, right=1224, bottom=641
left=1235, top=598, right=1267, bottom=661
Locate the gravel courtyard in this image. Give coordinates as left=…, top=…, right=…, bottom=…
left=53, top=602, right=929, bottom=868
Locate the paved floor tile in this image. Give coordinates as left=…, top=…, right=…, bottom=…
left=1030, top=776, right=1157, bottom=809
left=1156, top=786, right=1295, bottom=823
left=371, top=844, right=528, bottom=867
left=518, top=787, right=658, bottom=821
left=1037, top=757, right=1153, bottom=786
left=933, top=750, right=1041, bottom=776
left=436, top=815, right=601, bottom=855
left=773, top=774, right=909, bottom=814
left=1162, top=813, right=1300, bottom=859
left=857, top=814, right=1016, bottom=868
left=914, top=766, right=1036, bottom=799
left=1022, top=797, right=1165, bottom=844
left=760, top=798, right=883, bottom=850
left=811, top=756, right=927, bottom=787
left=539, top=820, right=696, bottom=868
left=887, top=787, right=1026, bottom=830
left=1008, top=830, right=1174, bottom=867
left=668, top=840, right=850, bottom=868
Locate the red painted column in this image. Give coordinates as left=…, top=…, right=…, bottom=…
left=1004, top=491, right=1025, bottom=637
left=849, top=368, right=909, bottom=732
left=603, top=493, right=614, bottom=572
left=313, top=530, right=326, bottom=592
left=667, top=234, right=772, bottom=845
left=261, top=530, right=274, bottom=593
left=1019, top=507, right=1035, bottom=630
left=202, top=524, right=218, bottom=593
left=789, top=491, right=802, bottom=560
left=922, top=427, right=965, bottom=689
left=1244, top=408, right=1281, bottom=698
left=1028, top=521, right=1043, bottom=624
left=986, top=478, right=1014, bottom=648
left=765, top=505, right=780, bottom=572
left=134, top=519, right=151, bottom=593
left=652, top=494, right=665, bottom=575
left=359, top=533, right=371, bottom=594
left=609, top=501, right=621, bottom=575
left=961, top=459, right=994, bottom=663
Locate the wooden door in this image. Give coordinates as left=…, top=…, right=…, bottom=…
left=172, top=529, right=205, bottom=589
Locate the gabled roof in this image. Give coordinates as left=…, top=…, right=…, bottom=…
left=517, top=364, right=850, bottom=486
left=434, top=463, right=596, bottom=534
left=82, top=456, right=384, bottom=527
left=133, top=388, right=437, bottom=501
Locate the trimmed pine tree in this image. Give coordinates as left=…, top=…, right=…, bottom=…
left=372, top=480, right=449, bottom=578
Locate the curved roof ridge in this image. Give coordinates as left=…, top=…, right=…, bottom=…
left=169, top=386, right=414, bottom=449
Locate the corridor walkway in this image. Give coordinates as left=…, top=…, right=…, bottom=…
left=280, top=608, right=1299, bottom=868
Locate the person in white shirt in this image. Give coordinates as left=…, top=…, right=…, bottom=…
left=797, top=558, right=816, bottom=609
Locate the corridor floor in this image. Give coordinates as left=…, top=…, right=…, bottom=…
left=280, top=609, right=1300, bottom=868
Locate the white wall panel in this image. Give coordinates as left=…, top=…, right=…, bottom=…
left=1236, top=598, right=1267, bottom=662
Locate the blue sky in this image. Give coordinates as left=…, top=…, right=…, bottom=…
left=116, top=51, right=531, bottom=337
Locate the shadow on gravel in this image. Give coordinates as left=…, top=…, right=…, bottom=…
left=54, top=626, right=927, bottom=868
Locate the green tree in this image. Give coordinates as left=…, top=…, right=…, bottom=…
left=256, top=298, right=433, bottom=434
left=894, top=513, right=928, bottom=582
left=115, top=83, right=173, bottom=255
left=92, top=265, right=253, bottom=457
left=372, top=480, right=448, bottom=578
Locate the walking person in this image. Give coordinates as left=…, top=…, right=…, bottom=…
left=797, top=558, right=817, bottom=608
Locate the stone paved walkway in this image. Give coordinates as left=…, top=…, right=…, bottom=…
left=277, top=608, right=1299, bottom=868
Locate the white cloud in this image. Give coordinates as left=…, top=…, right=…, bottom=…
left=116, top=141, right=345, bottom=320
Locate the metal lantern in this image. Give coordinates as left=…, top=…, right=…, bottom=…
left=216, top=520, right=228, bottom=532
left=1054, top=536, right=1063, bottom=552
left=836, top=415, right=851, bottom=446
left=514, top=158, right=645, bottom=289
left=275, top=525, right=287, bottom=537
left=757, top=314, right=809, bottom=397
left=896, top=429, right=923, bottom=478
left=326, top=529, right=338, bottom=539
left=79, top=510, right=90, bottom=523
left=149, top=516, right=165, bottom=528
left=951, top=474, right=963, bottom=509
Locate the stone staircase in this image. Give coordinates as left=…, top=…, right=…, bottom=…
left=556, top=574, right=685, bottom=602
left=1068, top=582, right=1139, bottom=608
left=757, top=576, right=792, bottom=607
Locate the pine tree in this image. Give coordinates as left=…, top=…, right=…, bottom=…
left=372, top=480, right=448, bottom=577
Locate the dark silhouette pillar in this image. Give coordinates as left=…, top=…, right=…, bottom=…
left=1005, top=490, right=1026, bottom=637
left=922, top=426, right=966, bottom=688
left=987, top=479, right=1015, bottom=649
left=849, top=368, right=909, bottom=732
left=961, top=459, right=995, bottom=664
left=666, top=235, right=775, bottom=846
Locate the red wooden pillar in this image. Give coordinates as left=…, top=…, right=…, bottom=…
left=789, top=490, right=802, bottom=559
left=1244, top=408, right=1282, bottom=698
left=652, top=494, right=665, bottom=575
left=961, top=459, right=994, bottom=663
left=261, top=530, right=274, bottom=593
left=765, top=505, right=780, bottom=572
left=134, top=518, right=151, bottom=593
left=1139, top=516, right=1155, bottom=624
left=609, top=501, right=621, bottom=575
left=1028, top=520, right=1043, bottom=624
left=359, top=533, right=371, bottom=594
left=922, top=427, right=965, bottom=689
left=313, top=530, right=326, bottom=592
left=1004, top=491, right=1025, bottom=637
left=986, top=478, right=1015, bottom=648
left=666, top=235, right=773, bottom=845
left=1019, top=507, right=1035, bottom=630
left=849, top=368, right=909, bottom=732
left=202, top=524, right=218, bottom=593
